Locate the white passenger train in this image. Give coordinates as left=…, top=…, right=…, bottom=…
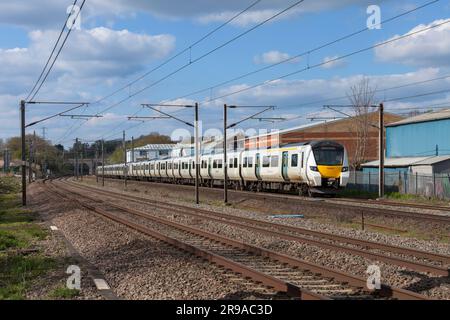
left=97, top=140, right=350, bottom=195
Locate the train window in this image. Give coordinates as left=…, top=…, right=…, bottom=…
left=248, top=157, right=253, bottom=168
left=146, top=165, right=149, bottom=170
left=213, top=160, right=217, bottom=169
left=263, top=156, right=270, bottom=168
left=243, top=157, right=248, bottom=168
left=229, top=158, right=233, bottom=168
left=291, top=154, right=298, bottom=167
left=234, top=158, right=238, bottom=168
left=218, top=160, right=223, bottom=169
left=301, top=152, right=304, bottom=168
left=271, top=156, right=279, bottom=167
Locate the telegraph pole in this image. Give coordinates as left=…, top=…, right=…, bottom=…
left=194, top=103, right=200, bottom=205
left=20, top=100, right=26, bottom=206
left=378, top=103, right=385, bottom=198
left=223, top=104, right=228, bottom=204
left=101, top=139, right=105, bottom=187
left=123, top=131, right=127, bottom=189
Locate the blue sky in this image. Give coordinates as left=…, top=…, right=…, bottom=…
left=0, top=0, right=449, bottom=146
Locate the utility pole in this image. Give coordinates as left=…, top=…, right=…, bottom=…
left=223, top=104, right=228, bottom=204
left=20, top=100, right=26, bottom=206
left=33, top=131, right=36, bottom=179
left=195, top=103, right=200, bottom=205
left=75, top=138, right=79, bottom=180
left=123, top=131, right=127, bottom=189
left=378, top=103, right=384, bottom=198
left=101, top=139, right=105, bottom=187
left=95, top=145, right=99, bottom=183
left=131, top=136, right=135, bottom=162
left=28, top=137, right=33, bottom=183
left=80, top=141, right=84, bottom=181
left=42, top=127, right=47, bottom=177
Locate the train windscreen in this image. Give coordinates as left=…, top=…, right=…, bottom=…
left=312, top=146, right=344, bottom=165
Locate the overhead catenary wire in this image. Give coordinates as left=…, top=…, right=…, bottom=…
left=28, top=0, right=86, bottom=102
left=25, top=0, right=78, bottom=101
left=95, top=0, right=306, bottom=116
left=88, top=20, right=450, bottom=145
left=91, top=0, right=264, bottom=106
left=168, top=0, right=441, bottom=102
left=64, top=0, right=306, bottom=143
left=55, top=0, right=286, bottom=143
left=203, top=19, right=450, bottom=104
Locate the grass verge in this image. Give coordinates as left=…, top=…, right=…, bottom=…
left=0, top=176, right=56, bottom=300
left=48, top=286, right=80, bottom=299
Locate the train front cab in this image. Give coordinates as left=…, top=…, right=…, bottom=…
left=306, top=141, right=349, bottom=190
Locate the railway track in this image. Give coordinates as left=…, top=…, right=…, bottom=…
left=92, top=176, right=450, bottom=224
left=44, top=179, right=427, bottom=300
left=332, top=197, right=450, bottom=213
left=58, top=179, right=450, bottom=277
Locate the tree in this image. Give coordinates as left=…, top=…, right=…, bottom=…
left=5, top=135, right=67, bottom=175
left=347, top=78, right=376, bottom=169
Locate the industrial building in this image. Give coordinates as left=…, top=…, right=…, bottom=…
left=385, top=109, right=450, bottom=157
left=359, top=109, right=450, bottom=199
left=126, top=144, right=175, bottom=162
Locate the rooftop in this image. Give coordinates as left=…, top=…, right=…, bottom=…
left=133, top=144, right=175, bottom=151
left=386, top=108, right=450, bottom=127
left=362, top=155, right=450, bottom=167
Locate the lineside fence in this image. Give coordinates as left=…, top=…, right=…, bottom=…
left=347, top=171, right=450, bottom=200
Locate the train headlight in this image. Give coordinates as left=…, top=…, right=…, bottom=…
left=341, top=167, right=349, bottom=172
left=310, top=166, right=319, bottom=172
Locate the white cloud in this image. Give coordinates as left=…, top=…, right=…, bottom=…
left=0, top=27, right=175, bottom=97
left=209, top=68, right=449, bottom=109
left=0, top=0, right=376, bottom=29
left=321, top=56, right=346, bottom=69
left=375, top=18, right=450, bottom=67
left=254, top=50, right=300, bottom=65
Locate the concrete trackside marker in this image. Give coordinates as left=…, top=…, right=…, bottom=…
left=94, top=278, right=111, bottom=290
left=50, top=226, right=58, bottom=231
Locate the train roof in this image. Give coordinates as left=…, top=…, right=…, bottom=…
left=281, top=140, right=343, bottom=148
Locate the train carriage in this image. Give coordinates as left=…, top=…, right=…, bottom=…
left=98, top=140, right=349, bottom=196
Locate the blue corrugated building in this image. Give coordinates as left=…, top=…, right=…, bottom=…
left=386, top=109, right=450, bottom=157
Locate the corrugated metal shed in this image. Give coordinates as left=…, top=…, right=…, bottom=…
left=361, top=157, right=430, bottom=167
left=413, top=155, right=450, bottom=165
left=386, top=108, right=450, bottom=127
left=362, top=156, right=450, bottom=174
left=386, top=109, right=450, bottom=158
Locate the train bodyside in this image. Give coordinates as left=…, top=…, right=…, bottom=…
left=96, top=140, right=349, bottom=194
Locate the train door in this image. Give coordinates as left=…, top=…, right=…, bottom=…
left=208, top=157, right=212, bottom=178
left=282, top=151, right=289, bottom=181
left=255, top=153, right=261, bottom=180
